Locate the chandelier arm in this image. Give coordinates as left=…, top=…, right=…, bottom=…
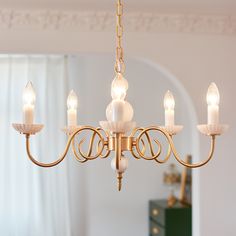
left=145, top=131, right=155, bottom=156
left=131, top=149, right=140, bottom=160
left=134, top=129, right=163, bottom=160
left=170, top=135, right=216, bottom=168
left=97, top=140, right=111, bottom=159
left=154, top=143, right=171, bottom=164
left=131, top=127, right=172, bottom=163
left=130, top=127, right=171, bottom=163
left=96, top=128, right=111, bottom=159
left=138, top=126, right=216, bottom=168
left=25, top=126, right=106, bottom=167
left=76, top=139, right=101, bottom=160
left=135, top=137, right=162, bottom=160
left=131, top=138, right=145, bottom=160
left=71, top=138, right=88, bottom=163
left=140, top=139, right=146, bottom=156
left=71, top=127, right=106, bottom=161
left=25, top=134, right=71, bottom=168
left=88, top=130, right=97, bottom=157
left=130, top=127, right=145, bottom=159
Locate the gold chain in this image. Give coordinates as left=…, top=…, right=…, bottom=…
left=115, top=0, right=125, bottom=75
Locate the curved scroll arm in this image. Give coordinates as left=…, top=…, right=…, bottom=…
left=71, top=138, right=88, bottom=164
left=96, top=128, right=111, bottom=159
left=71, top=127, right=109, bottom=161
left=97, top=140, right=111, bottom=159
left=131, top=138, right=146, bottom=160
left=130, top=127, right=144, bottom=159
left=26, top=134, right=70, bottom=168
left=134, top=126, right=216, bottom=168
left=131, top=127, right=167, bottom=162
left=73, top=131, right=101, bottom=161
left=154, top=143, right=171, bottom=164
left=136, top=137, right=162, bottom=161
left=25, top=126, right=107, bottom=168
left=170, top=135, right=216, bottom=168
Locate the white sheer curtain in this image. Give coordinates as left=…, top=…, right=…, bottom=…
left=0, top=55, right=80, bottom=236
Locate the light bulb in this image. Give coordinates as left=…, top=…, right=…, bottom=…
left=111, top=73, right=128, bottom=100
left=207, top=83, right=220, bottom=106
left=164, top=90, right=175, bottom=110
left=207, top=83, right=220, bottom=125
left=67, top=90, right=78, bottom=110
left=22, top=81, right=36, bottom=124
left=23, top=81, right=36, bottom=106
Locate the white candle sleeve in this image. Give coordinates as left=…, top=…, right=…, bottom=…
left=208, top=105, right=219, bottom=125
left=67, top=109, right=77, bottom=126
left=165, top=109, right=175, bottom=126
left=23, top=104, right=34, bottom=124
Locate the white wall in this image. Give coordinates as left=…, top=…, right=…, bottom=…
left=0, top=21, right=235, bottom=236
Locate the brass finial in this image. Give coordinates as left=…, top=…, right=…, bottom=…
left=117, top=172, right=123, bottom=191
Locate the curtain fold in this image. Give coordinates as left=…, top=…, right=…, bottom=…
left=0, top=55, right=76, bottom=236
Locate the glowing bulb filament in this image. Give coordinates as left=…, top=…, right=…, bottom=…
left=23, top=81, right=36, bottom=106
left=164, top=90, right=175, bottom=110
left=67, top=90, right=78, bottom=110
left=207, top=82, right=220, bottom=106
left=111, top=73, right=128, bottom=100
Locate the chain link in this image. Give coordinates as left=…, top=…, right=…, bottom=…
left=115, top=0, right=125, bottom=75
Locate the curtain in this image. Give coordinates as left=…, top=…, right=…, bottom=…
left=0, top=55, right=80, bottom=236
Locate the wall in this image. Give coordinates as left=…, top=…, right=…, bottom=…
left=0, top=10, right=235, bottom=236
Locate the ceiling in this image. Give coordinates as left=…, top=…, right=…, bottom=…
left=0, top=0, right=235, bottom=13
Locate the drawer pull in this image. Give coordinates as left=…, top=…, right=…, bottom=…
left=152, top=227, right=160, bottom=235
left=152, top=208, right=159, bottom=216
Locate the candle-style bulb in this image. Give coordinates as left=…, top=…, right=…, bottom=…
left=111, top=73, right=128, bottom=100
left=207, top=83, right=220, bottom=125
left=22, top=81, right=36, bottom=124
left=207, top=82, right=220, bottom=106
left=164, top=90, right=175, bottom=126
left=67, top=90, right=78, bottom=110
left=67, top=90, right=78, bottom=127
left=23, top=81, right=36, bottom=106
left=164, top=90, right=175, bottom=110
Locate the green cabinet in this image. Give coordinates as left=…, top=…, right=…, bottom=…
left=149, top=199, right=192, bottom=236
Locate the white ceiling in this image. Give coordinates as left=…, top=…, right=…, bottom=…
left=0, top=0, right=235, bottom=13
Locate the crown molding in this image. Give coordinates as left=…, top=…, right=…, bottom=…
left=0, top=8, right=235, bottom=35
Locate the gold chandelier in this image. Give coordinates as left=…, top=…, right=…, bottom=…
left=13, top=0, right=228, bottom=191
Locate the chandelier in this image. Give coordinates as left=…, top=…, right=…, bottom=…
left=12, top=0, right=228, bottom=191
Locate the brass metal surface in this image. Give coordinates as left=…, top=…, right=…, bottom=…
left=24, top=124, right=217, bottom=190
left=26, top=126, right=107, bottom=168
left=115, top=0, right=125, bottom=74
left=117, top=172, right=123, bottom=191
left=108, top=136, right=134, bottom=151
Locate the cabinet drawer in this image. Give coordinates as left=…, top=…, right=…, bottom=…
left=149, top=202, right=165, bottom=226
left=150, top=220, right=165, bottom=236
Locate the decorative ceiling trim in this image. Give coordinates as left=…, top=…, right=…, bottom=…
left=0, top=9, right=235, bottom=35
